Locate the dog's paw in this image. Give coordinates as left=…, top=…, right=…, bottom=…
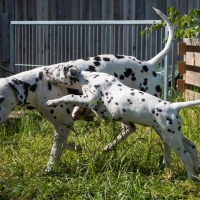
left=46, top=100, right=57, bottom=107
left=103, top=144, right=114, bottom=152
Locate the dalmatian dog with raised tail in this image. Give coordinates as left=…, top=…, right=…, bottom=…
left=44, top=7, right=174, bottom=167
left=0, top=8, right=172, bottom=172
left=46, top=70, right=200, bottom=179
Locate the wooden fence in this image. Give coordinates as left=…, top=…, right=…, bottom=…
left=0, top=0, right=199, bottom=77
left=177, top=39, right=200, bottom=100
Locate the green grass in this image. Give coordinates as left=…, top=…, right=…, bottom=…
left=0, top=106, right=200, bottom=199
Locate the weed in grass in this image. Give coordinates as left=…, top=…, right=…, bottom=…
left=0, top=107, right=200, bottom=199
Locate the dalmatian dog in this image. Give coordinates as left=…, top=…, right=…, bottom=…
left=0, top=8, right=172, bottom=171
left=0, top=67, right=81, bottom=172
left=46, top=70, right=200, bottom=179
left=44, top=7, right=174, bottom=166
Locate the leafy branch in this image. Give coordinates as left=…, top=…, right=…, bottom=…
left=141, top=7, right=200, bottom=39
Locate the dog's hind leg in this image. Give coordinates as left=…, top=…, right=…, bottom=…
left=158, top=129, right=194, bottom=179
left=103, top=122, right=136, bottom=152
left=154, top=129, right=171, bottom=167
left=182, top=137, right=200, bottom=174
left=156, top=134, right=200, bottom=173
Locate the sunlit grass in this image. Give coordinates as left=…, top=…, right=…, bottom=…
left=0, top=104, right=200, bottom=199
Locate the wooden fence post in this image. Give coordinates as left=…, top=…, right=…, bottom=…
left=177, top=39, right=200, bottom=100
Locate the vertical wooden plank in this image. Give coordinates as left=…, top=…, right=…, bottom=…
left=195, top=52, right=200, bottom=67
left=0, top=0, right=3, bottom=16
left=36, top=0, right=49, bottom=20
left=178, top=0, right=188, bottom=14
left=123, top=0, right=136, bottom=56
left=166, top=0, right=187, bottom=14
left=156, top=0, right=167, bottom=14
left=177, top=79, right=185, bottom=92
left=93, top=0, right=102, bottom=20
left=0, top=0, right=3, bottom=72
left=0, top=5, right=3, bottom=76
left=5, top=0, right=14, bottom=20
left=145, top=0, right=160, bottom=20
left=48, top=0, right=57, bottom=20
left=80, top=0, right=92, bottom=20
left=177, top=42, right=187, bottom=55
left=22, top=0, right=28, bottom=20
left=191, top=0, right=199, bottom=8
left=123, top=0, right=136, bottom=20
left=57, top=0, right=71, bottom=20
left=101, top=0, right=114, bottom=55
left=15, top=0, right=23, bottom=20
left=1, top=12, right=9, bottom=62
left=27, top=0, right=36, bottom=20
left=185, top=52, right=195, bottom=65
left=166, top=0, right=179, bottom=10
left=135, top=0, right=145, bottom=19
left=56, top=0, right=72, bottom=63
left=72, top=0, right=80, bottom=20
left=188, top=0, right=199, bottom=9
left=114, top=0, right=123, bottom=20
left=102, top=0, right=114, bottom=20
left=35, top=0, right=49, bottom=66
left=0, top=0, right=14, bottom=76
left=79, top=0, right=92, bottom=58
left=178, top=61, right=186, bottom=74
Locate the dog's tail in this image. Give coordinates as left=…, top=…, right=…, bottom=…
left=172, top=100, right=200, bottom=111
left=148, top=7, right=173, bottom=67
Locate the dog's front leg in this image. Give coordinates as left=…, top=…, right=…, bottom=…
left=46, top=94, right=98, bottom=109
left=45, top=124, right=71, bottom=172
left=45, top=121, right=83, bottom=172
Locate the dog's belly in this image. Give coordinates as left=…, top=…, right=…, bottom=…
left=104, top=104, right=154, bottom=126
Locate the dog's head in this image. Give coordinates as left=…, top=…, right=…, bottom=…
left=0, top=78, right=19, bottom=123
left=44, top=62, right=79, bottom=87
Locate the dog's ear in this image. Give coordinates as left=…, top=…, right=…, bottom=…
left=8, top=78, right=30, bottom=105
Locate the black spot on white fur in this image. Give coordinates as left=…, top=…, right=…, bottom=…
left=94, top=56, right=101, bottom=61
left=115, top=55, right=125, bottom=59
left=94, top=61, right=101, bottom=66
left=103, top=57, right=110, bottom=62
left=48, top=83, right=52, bottom=91
left=155, top=85, right=162, bottom=93
left=124, top=68, right=132, bottom=77
left=143, top=65, right=148, bottom=72
left=119, top=75, right=124, bottom=80
left=30, top=83, right=37, bottom=92
left=153, top=71, right=157, bottom=77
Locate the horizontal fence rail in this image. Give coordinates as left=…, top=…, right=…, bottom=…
left=10, top=20, right=176, bottom=100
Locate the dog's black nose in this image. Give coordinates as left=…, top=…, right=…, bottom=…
left=70, top=68, right=77, bottom=76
